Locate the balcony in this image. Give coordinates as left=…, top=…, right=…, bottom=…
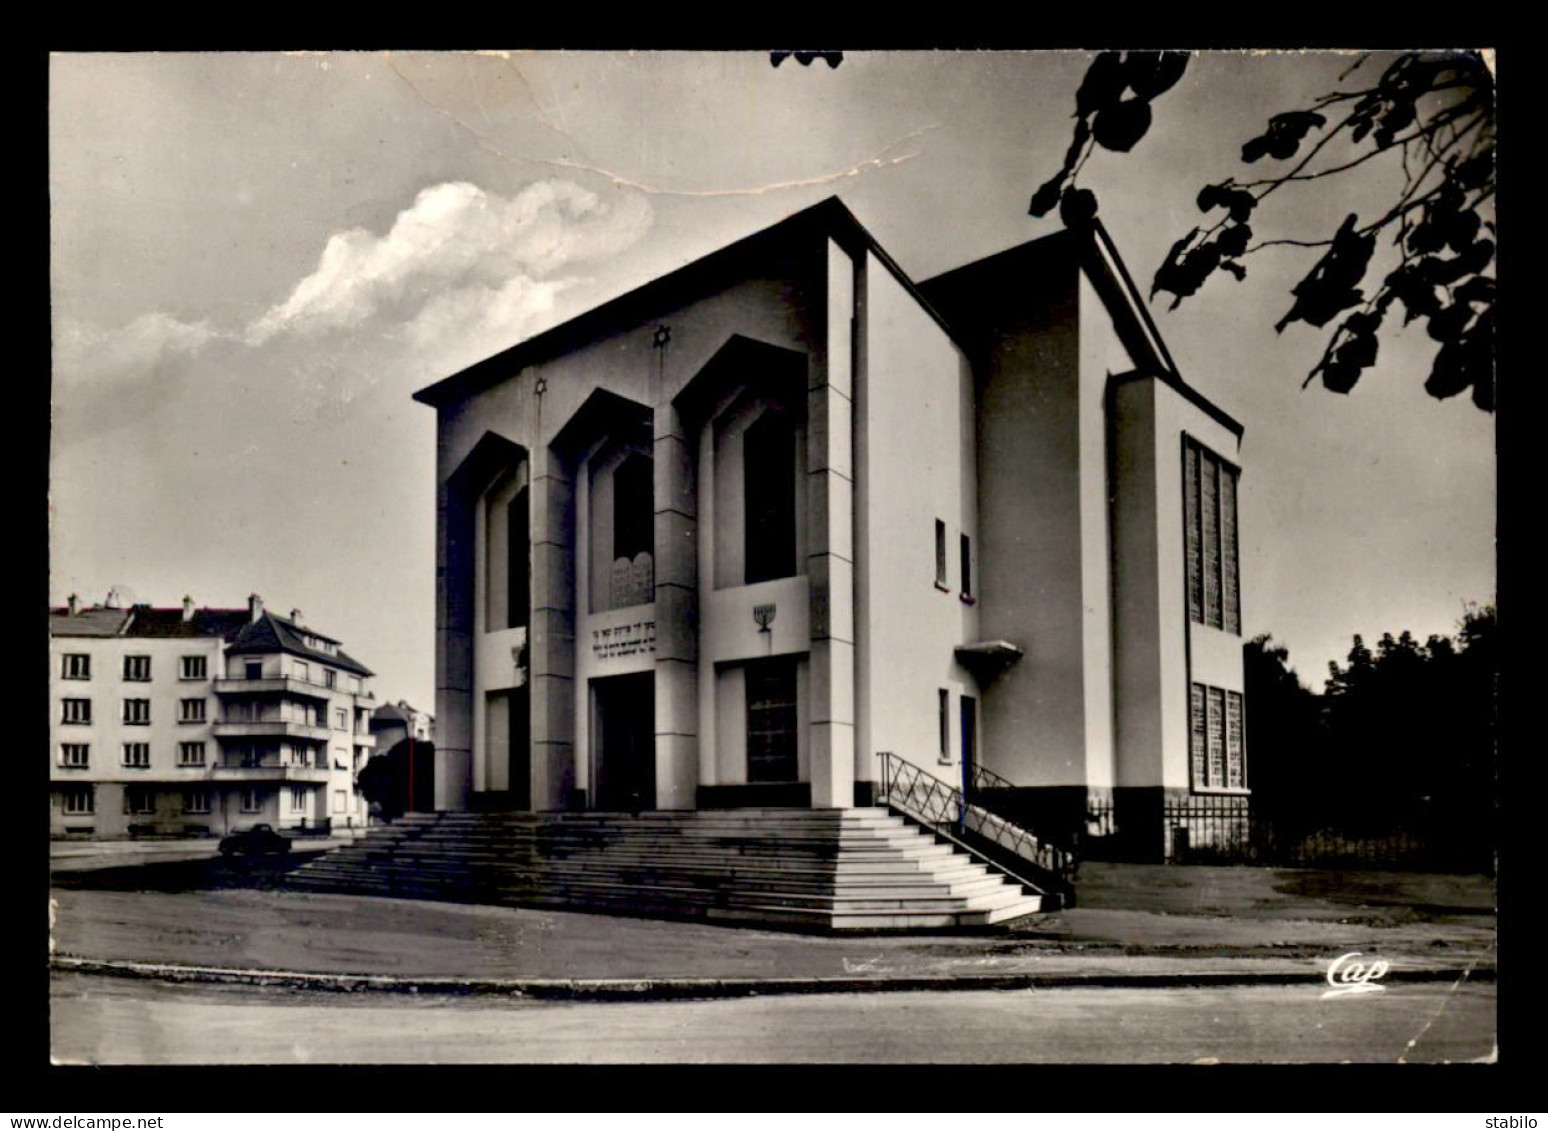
left=352, top=733, right=376, bottom=750
left=212, top=720, right=331, bottom=742
left=213, top=676, right=333, bottom=702
left=209, top=764, right=331, bottom=784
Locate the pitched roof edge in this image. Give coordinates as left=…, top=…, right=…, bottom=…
left=412, top=196, right=962, bottom=409
left=1085, top=218, right=1244, bottom=440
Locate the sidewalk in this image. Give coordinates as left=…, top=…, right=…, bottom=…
left=49, top=861, right=1496, bottom=1000
left=49, top=836, right=351, bottom=873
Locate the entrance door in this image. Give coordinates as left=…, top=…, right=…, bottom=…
left=593, top=672, right=655, bottom=811
left=960, top=694, right=978, bottom=801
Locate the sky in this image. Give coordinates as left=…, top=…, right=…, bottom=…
left=48, top=51, right=1497, bottom=708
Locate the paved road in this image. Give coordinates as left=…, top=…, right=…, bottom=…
left=51, top=973, right=1495, bottom=1065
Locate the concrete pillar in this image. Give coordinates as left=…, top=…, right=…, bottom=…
left=529, top=446, right=576, bottom=809
left=434, top=476, right=472, bottom=812
left=805, top=249, right=857, bottom=809
left=654, top=400, right=698, bottom=809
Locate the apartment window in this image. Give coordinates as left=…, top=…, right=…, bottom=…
left=123, top=786, right=155, bottom=815
left=1184, top=438, right=1242, bottom=634
left=123, top=655, right=152, bottom=682
left=61, top=653, right=91, bottom=680
left=123, top=699, right=151, bottom=725
left=745, top=657, right=799, bottom=783
left=960, top=533, right=974, bottom=600
left=744, top=411, right=798, bottom=585
left=246, top=661, right=264, bottom=681
left=323, top=669, right=336, bottom=690
left=61, top=698, right=92, bottom=725
left=61, top=785, right=94, bottom=815
left=60, top=743, right=90, bottom=768
left=240, top=788, right=262, bottom=813
left=1190, top=682, right=1247, bottom=792
left=333, top=789, right=348, bottom=815
left=334, top=746, right=349, bottom=770
left=290, top=786, right=308, bottom=812
left=180, top=655, right=207, bottom=680
left=179, top=698, right=207, bottom=723
left=349, top=675, right=362, bottom=695
left=938, top=688, right=951, bottom=762
left=122, top=742, right=150, bottom=768
left=335, top=708, right=347, bottom=730
left=935, top=520, right=948, bottom=588
left=178, top=742, right=206, bottom=767
left=184, top=790, right=211, bottom=815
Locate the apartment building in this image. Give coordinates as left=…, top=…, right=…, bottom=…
left=49, top=593, right=376, bottom=838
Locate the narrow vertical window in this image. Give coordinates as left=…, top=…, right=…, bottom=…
left=935, top=520, right=948, bottom=587
left=1221, top=465, right=1240, bottom=635
left=1190, top=683, right=1207, bottom=789
left=611, top=454, right=655, bottom=607
left=744, top=412, right=796, bottom=584
left=507, top=486, right=530, bottom=628
left=1202, top=454, right=1221, bottom=628
left=960, top=533, right=973, bottom=599
left=1184, top=443, right=1202, bottom=623
left=938, top=688, right=950, bottom=762
left=1206, top=686, right=1226, bottom=788
left=1225, top=691, right=1245, bottom=789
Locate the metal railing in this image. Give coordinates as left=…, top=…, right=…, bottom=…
left=965, top=761, right=1017, bottom=794
left=876, top=752, right=1077, bottom=888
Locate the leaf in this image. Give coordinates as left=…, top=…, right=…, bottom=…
left=1059, top=186, right=1099, bottom=228
left=1453, top=275, right=1495, bottom=306
left=1216, top=223, right=1252, bottom=258
left=1197, top=183, right=1256, bottom=221
left=1221, top=261, right=1247, bottom=280
left=1443, top=209, right=1481, bottom=253
left=1319, top=360, right=1361, bottom=394
left=1092, top=98, right=1153, bottom=152
left=1373, top=99, right=1417, bottom=147
left=1335, top=330, right=1379, bottom=369
left=1426, top=311, right=1492, bottom=406
left=1030, top=118, right=1091, bottom=217
left=1275, top=214, right=1375, bottom=332
left=1029, top=172, right=1066, bottom=218
left=1151, top=228, right=1201, bottom=299
left=1242, top=110, right=1327, bottom=163
left=1075, top=53, right=1127, bottom=118
left=1453, top=149, right=1495, bottom=191
left=1426, top=301, right=1474, bottom=344
left=1123, top=51, right=1189, bottom=99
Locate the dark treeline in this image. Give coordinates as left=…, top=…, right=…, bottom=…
left=1245, top=604, right=1496, bottom=872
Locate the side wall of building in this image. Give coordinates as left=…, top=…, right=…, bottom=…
left=854, top=252, right=981, bottom=789
left=1110, top=374, right=1245, bottom=857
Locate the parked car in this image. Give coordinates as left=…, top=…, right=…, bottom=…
left=219, top=823, right=292, bottom=856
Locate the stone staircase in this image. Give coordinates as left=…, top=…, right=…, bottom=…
left=284, top=807, right=1051, bottom=930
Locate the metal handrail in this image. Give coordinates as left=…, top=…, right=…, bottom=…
left=966, top=761, right=1017, bottom=793
left=877, top=752, right=1077, bottom=883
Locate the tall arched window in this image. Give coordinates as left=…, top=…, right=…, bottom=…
left=610, top=451, right=654, bottom=608
left=743, top=410, right=796, bottom=584
left=506, top=487, right=529, bottom=630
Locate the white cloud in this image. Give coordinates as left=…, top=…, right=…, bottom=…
left=244, top=179, right=652, bottom=346
left=54, top=311, right=220, bottom=391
